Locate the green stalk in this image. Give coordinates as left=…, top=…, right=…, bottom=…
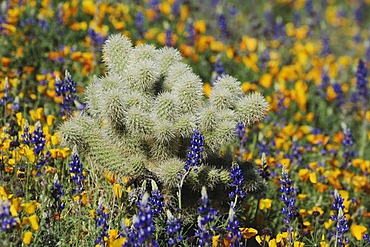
left=359, top=106, right=368, bottom=158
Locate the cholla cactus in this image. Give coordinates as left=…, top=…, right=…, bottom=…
left=60, top=34, right=268, bottom=197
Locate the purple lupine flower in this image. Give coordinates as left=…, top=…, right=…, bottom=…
left=354, top=1, right=365, bottom=24
left=292, top=141, right=303, bottom=166
left=178, top=129, right=205, bottom=209
left=22, top=121, right=31, bottom=145
left=0, top=199, right=18, bottom=232
left=56, top=5, right=64, bottom=25
left=332, top=82, right=345, bottom=107
left=55, top=70, right=80, bottom=117
left=211, top=57, right=225, bottom=86
left=88, top=28, right=105, bottom=52
left=148, top=0, right=160, bottom=14
left=166, top=210, right=183, bottom=246
left=184, top=129, right=204, bottom=173
left=165, top=29, right=172, bottom=46
left=235, top=123, right=248, bottom=157
left=273, top=20, right=285, bottom=40
left=280, top=166, right=298, bottom=238
left=321, top=33, right=331, bottom=57
left=305, top=0, right=314, bottom=16
left=229, top=6, right=237, bottom=17
left=195, top=187, right=219, bottom=246
left=123, top=193, right=159, bottom=247
left=218, top=14, right=228, bottom=37
left=329, top=190, right=349, bottom=246
left=259, top=50, right=270, bottom=69
left=229, top=163, right=245, bottom=207
left=171, top=0, right=181, bottom=17
left=31, top=122, right=46, bottom=156
left=135, top=11, right=145, bottom=37
left=363, top=233, right=370, bottom=244
left=50, top=175, right=65, bottom=216
left=257, top=139, right=270, bottom=156
left=211, top=0, right=220, bottom=8
left=226, top=208, right=242, bottom=247
left=95, top=204, right=110, bottom=246
left=121, top=220, right=140, bottom=247
left=318, top=70, right=330, bottom=98
left=341, top=127, right=356, bottom=167
left=186, top=22, right=196, bottom=45
left=35, top=152, right=51, bottom=176
left=355, top=59, right=369, bottom=107
left=148, top=180, right=165, bottom=216
left=69, top=150, right=85, bottom=197
left=37, top=18, right=49, bottom=31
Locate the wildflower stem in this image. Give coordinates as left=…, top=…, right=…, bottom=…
left=177, top=168, right=191, bottom=210
left=233, top=194, right=238, bottom=209
left=359, top=108, right=368, bottom=157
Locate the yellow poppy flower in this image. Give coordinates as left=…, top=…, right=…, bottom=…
left=259, top=73, right=273, bottom=89
left=113, top=183, right=122, bottom=198
left=29, top=214, right=40, bottom=231
left=259, top=198, right=273, bottom=210
left=350, top=225, right=367, bottom=240
left=23, top=231, right=33, bottom=245
left=240, top=228, right=258, bottom=239
left=22, top=201, right=40, bottom=215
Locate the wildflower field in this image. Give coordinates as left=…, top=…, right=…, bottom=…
left=1, top=0, right=370, bottom=246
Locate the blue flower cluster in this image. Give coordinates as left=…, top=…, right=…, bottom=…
left=318, top=70, right=330, bottom=98
left=341, top=127, right=356, bottom=167
left=0, top=199, right=17, bottom=232
left=88, top=28, right=105, bottom=52
left=196, top=187, right=219, bottom=246
left=55, top=70, right=79, bottom=116
left=321, top=33, right=331, bottom=57
left=351, top=59, right=369, bottom=108
left=69, top=151, right=85, bottom=197
left=184, top=129, right=204, bottom=173
left=50, top=175, right=65, bottom=216
left=166, top=210, right=183, bottom=246
left=22, top=122, right=31, bottom=145
left=165, top=29, right=172, bottom=46
left=226, top=208, right=242, bottom=247
left=332, top=82, right=345, bottom=107
left=329, top=190, right=349, bottom=247
left=218, top=14, right=228, bottom=36
left=135, top=11, right=145, bottom=37
left=211, top=57, right=225, bottom=86
left=186, top=22, right=195, bottom=45
left=363, top=233, right=370, bottom=244
left=355, top=59, right=369, bottom=104
left=279, top=167, right=297, bottom=232
left=123, top=193, right=159, bottom=247
left=229, top=163, right=245, bottom=206
left=148, top=180, right=165, bottom=216
left=22, top=122, right=50, bottom=176
left=31, top=122, right=46, bottom=156
left=95, top=204, right=110, bottom=246
left=235, top=123, right=248, bottom=157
